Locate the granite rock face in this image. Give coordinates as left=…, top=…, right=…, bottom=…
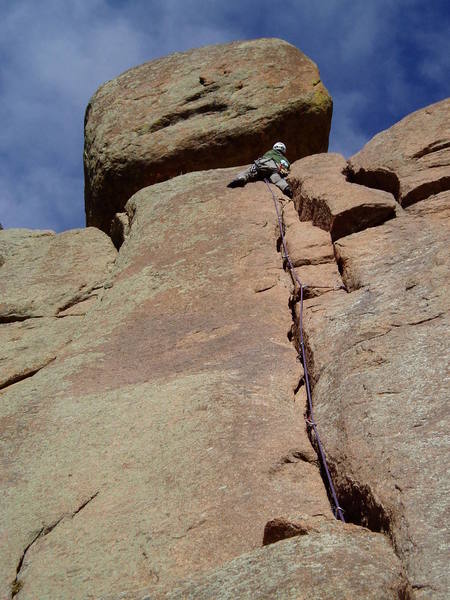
left=285, top=103, right=449, bottom=597
left=162, top=519, right=408, bottom=600
left=2, top=37, right=449, bottom=599
left=0, top=228, right=117, bottom=391
left=1, top=170, right=341, bottom=600
left=289, top=152, right=398, bottom=240
left=0, top=228, right=117, bottom=320
left=348, top=97, right=450, bottom=206
left=298, top=191, right=449, bottom=598
left=84, top=38, right=332, bottom=233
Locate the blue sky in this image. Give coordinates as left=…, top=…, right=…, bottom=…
left=1, top=0, right=449, bottom=231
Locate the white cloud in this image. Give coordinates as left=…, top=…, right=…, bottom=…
left=0, top=0, right=149, bottom=230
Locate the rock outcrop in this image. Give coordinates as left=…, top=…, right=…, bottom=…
left=84, top=38, right=332, bottom=234
left=162, top=519, right=408, bottom=600
left=2, top=38, right=449, bottom=600
left=0, top=228, right=116, bottom=320
left=290, top=152, right=398, bottom=240
left=285, top=102, right=449, bottom=598
left=0, top=228, right=117, bottom=391
left=348, top=98, right=450, bottom=206
left=1, top=168, right=410, bottom=599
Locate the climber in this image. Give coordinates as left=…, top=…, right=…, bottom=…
left=227, top=142, right=292, bottom=198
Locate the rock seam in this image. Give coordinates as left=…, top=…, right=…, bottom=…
left=11, top=492, right=99, bottom=598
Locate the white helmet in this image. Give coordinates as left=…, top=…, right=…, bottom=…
left=273, top=142, right=286, bottom=154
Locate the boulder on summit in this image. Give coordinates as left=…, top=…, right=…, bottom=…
left=84, top=38, right=332, bottom=233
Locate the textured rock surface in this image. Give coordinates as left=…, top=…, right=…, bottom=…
left=348, top=98, right=450, bottom=206
left=0, top=228, right=117, bottom=394
left=283, top=202, right=335, bottom=266
left=84, top=38, right=332, bottom=233
left=292, top=189, right=449, bottom=597
left=160, top=519, right=408, bottom=600
left=1, top=170, right=351, bottom=600
left=0, top=317, right=77, bottom=390
left=0, top=228, right=117, bottom=319
left=282, top=202, right=342, bottom=298
left=4, top=36, right=449, bottom=598
left=289, top=152, right=398, bottom=240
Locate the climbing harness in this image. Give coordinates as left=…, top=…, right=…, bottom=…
left=264, top=179, right=345, bottom=523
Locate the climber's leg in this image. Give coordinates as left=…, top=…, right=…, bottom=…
left=269, top=172, right=292, bottom=197
left=228, top=164, right=258, bottom=188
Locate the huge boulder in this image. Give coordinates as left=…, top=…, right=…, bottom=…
left=84, top=38, right=332, bottom=233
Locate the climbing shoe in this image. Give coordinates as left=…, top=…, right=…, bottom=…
left=284, top=186, right=293, bottom=198
left=228, top=178, right=246, bottom=188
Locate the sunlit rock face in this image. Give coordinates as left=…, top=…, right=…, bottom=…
left=2, top=38, right=449, bottom=599
left=287, top=100, right=450, bottom=598
left=348, top=97, right=450, bottom=206
left=84, top=38, right=332, bottom=234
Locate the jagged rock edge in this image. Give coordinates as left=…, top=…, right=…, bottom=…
left=344, top=160, right=450, bottom=207
left=0, top=357, right=56, bottom=392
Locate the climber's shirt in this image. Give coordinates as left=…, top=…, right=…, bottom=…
left=257, top=149, right=291, bottom=176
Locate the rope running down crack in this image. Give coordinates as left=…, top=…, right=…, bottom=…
left=265, top=178, right=345, bottom=522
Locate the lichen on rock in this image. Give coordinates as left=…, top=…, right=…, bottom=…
left=84, top=38, right=332, bottom=234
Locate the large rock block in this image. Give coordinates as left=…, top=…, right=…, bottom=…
left=289, top=153, right=398, bottom=240
left=285, top=103, right=449, bottom=594
left=0, top=228, right=117, bottom=320
left=348, top=98, right=450, bottom=206
left=0, top=226, right=117, bottom=398
left=295, top=191, right=450, bottom=597
left=1, top=170, right=343, bottom=599
left=162, top=519, right=408, bottom=600
left=0, top=317, right=79, bottom=390
left=84, top=38, right=332, bottom=233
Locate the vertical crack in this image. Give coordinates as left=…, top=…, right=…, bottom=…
left=274, top=193, right=416, bottom=598
left=274, top=199, right=344, bottom=520
left=277, top=196, right=401, bottom=536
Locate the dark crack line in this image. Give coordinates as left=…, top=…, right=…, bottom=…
left=145, top=101, right=228, bottom=134
left=71, top=491, right=99, bottom=517
left=10, top=493, right=99, bottom=597
left=57, top=287, right=103, bottom=314
left=390, top=313, right=443, bottom=327
left=255, top=284, right=276, bottom=293
left=411, top=140, right=450, bottom=159
left=11, top=528, right=43, bottom=597
left=11, top=516, right=63, bottom=598
left=0, top=315, right=44, bottom=324
left=0, top=358, right=56, bottom=392
left=402, top=176, right=450, bottom=207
